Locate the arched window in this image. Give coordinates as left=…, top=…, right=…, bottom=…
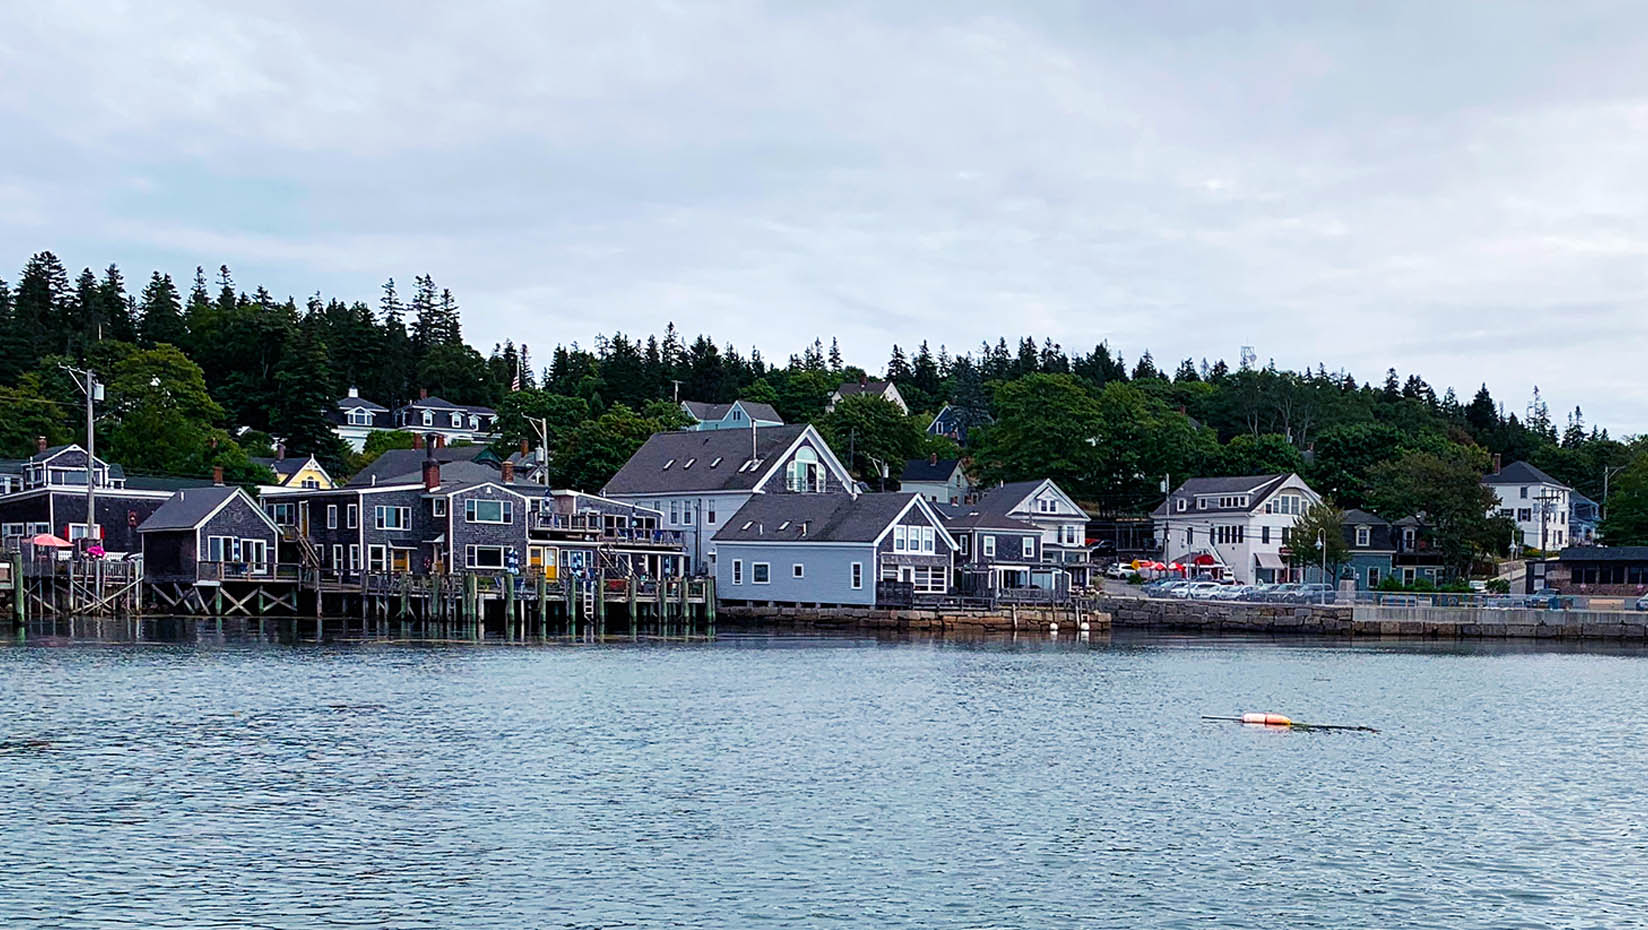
left=787, top=447, right=822, bottom=493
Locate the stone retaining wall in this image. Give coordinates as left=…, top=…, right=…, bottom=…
left=1097, top=596, right=1648, bottom=640
left=717, top=603, right=1111, bottom=634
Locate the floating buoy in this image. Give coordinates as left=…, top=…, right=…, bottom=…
left=1203, top=713, right=1378, bottom=733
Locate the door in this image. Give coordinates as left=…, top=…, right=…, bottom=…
left=899, top=566, right=914, bottom=584
left=298, top=501, right=310, bottom=537
left=390, top=549, right=411, bottom=573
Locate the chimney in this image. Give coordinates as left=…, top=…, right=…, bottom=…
left=434, top=434, right=446, bottom=449
left=502, top=461, right=515, bottom=484
left=424, top=459, right=441, bottom=491
left=212, top=465, right=224, bottom=486
left=929, top=452, right=938, bottom=466
left=519, top=438, right=530, bottom=456
left=419, top=387, right=428, bottom=400
left=860, top=374, right=868, bottom=386
left=412, top=433, right=424, bottom=450
left=275, top=441, right=286, bottom=462
left=35, top=436, right=46, bottom=453
left=1492, top=453, right=1502, bottom=475
left=347, top=385, right=359, bottom=398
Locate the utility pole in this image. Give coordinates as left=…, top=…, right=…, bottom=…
left=1533, top=490, right=1562, bottom=553
left=60, top=365, right=101, bottom=550
left=669, top=379, right=683, bottom=403
left=1603, top=463, right=1629, bottom=525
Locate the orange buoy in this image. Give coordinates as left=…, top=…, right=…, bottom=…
left=1241, top=712, right=1293, bottom=727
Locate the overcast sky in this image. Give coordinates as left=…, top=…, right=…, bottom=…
left=3, top=2, right=1646, bottom=432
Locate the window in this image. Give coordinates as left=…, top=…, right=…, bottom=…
left=792, top=563, right=804, bottom=578
left=368, top=545, right=387, bottom=572
left=1176, top=499, right=1187, bottom=513
left=1368, top=567, right=1380, bottom=587
left=465, top=499, right=512, bottom=524
left=922, top=527, right=935, bottom=553
left=465, top=545, right=507, bottom=569
left=421, top=410, right=432, bottom=426
left=786, top=447, right=823, bottom=493
left=1022, top=537, right=1034, bottom=558
left=982, top=535, right=995, bottom=558
left=1356, top=526, right=1370, bottom=547
left=706, top=502, right=716, bottom=524
left=326, top=505, right=338, bottom=529
left=1517, top=508, right=1532, bottom=522
left=206, top=536, right=238, bottom=562
left=332, top=544, right=343, bottom=569
left=752, top=562, right=771, bottom=584
left=1261, top=526, right=1270, bottom=544
left=1185, top=527, right=1194, bottom=545
left=347, top=504, right=358, bottom=529
left=1520, top=486, right=1529, bottom=499
left=374, top=505, right=411, bottom=530
left=732, top=560, right=743, bottom=585
left=894, top=526, right=907, bottom=551
left=851, top=562, right=862, bottom=589
left=450, top=413, right=462, bottom=428
left=0, top=523, right=23, bottom=539
left=958, top=535, right=969, bottom=555
left=432, top=498, right=447, bottom=517
left=242, top=539, right=267, bottom=571
left=347, top=409, right=373, bottom=426
left=266, top=502, right=296, bottom=526
left=348, top=545, right=361, bottom=571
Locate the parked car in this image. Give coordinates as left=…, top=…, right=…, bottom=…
left=1104, top=563, right=1135, bottom=580
left=1144, top=580, right=1186, bottom=598
left=1210, top=584, right=1255, bottom=601
left=1634, top=594, right=1648, bottom=611
left=1263, top=583, right=1302, bottom=602
left=1181, top=581, right=1224, bottom=599
left=1291, top=583, right=1336, bottom=604
left=1524, top=587, right=1569, bottom=610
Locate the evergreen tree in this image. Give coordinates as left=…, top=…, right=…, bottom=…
left=270, top=319, right=338, bottom=455
left=13, top=250, right=73, bottom=363
left=138, top=272, right=187, bottom=347
left=828, top=337, right=842, bottom=374
left=98, top=264, right=136, bottom=343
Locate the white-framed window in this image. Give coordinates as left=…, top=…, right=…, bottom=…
left=752, top=562, right=771, bottom=584
left=670, top=500, right=680, bottom=524
left=433, top=498, right=447, bottom=517
left=958, top=534, right=969, bottom=555
left=982, top=535, right=995, bottom=558
left=465, top=545, right=507, bottom=569
left=67, top=523, right=101, bottom=541
left=206, top=536, right=238, bottom=562
left=464, top=499, right=512, bottom=524
left=921, top=526, right=935, bottom=553
left=266, top=502, right=296, bottom=525
left=300, top=477, right=320, bottom=490
left=0, top=522, right=24, bottom=539
left=348, top=545, right=361, bottom=571
left=450, top=413, right=462, bottom=428
left=368, top=545, right=388, bottom=572
left=374, top=505, right=411, bottom=530
left=850, top=562, right=862, bottom=589
left=347, top=409, right=373, bottom=426
left=326, top=505, right=338, bottom=529
left=792, top=563, right=804, bottom=579
left=1022, top=537, right=1034, bottom=558
left=706, top=502, right=716, bottom=524
left=1356, top=526, right=1370, bottom=547
left=421, top=410, right=432, bottom=426
left=732, top=559, right=743, bottom=585
left=1176, top=499, right=1187, bottom=512
left=242, top=539, right=268, bottom=572
left=332, top=544, right=343, bottom=569
left=894, top=526, right=907, bottom=551
left=1368, top=567, right=1381, bottom=587
left=1520, top=486, right=1529, bottom=499
left=346, top=504, right=358, bottom=528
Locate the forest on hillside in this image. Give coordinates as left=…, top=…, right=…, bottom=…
left=3, top=249, right=1647, bottom=553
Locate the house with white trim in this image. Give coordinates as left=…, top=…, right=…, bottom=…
left=326, top=387, right=393, bottom=452
left=827, top=378, right=908, bottom=414
left=600, top=424, right=857, bottom=573
left=969, top=479, right=1092, bottom=584
left=680, top=399, right=784, bottom=431
left=1151, top=473, right=1322, bottom=584
left=1482, top=456, right=1571, bottom=551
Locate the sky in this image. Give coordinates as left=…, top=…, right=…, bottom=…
left=3, top=1, right=1647, bottom=432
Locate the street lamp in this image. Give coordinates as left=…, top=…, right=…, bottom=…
left=1316, top=529, right=1327, bottom=590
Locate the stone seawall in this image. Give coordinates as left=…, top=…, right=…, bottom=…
left=1098, top=596, right=1648, bottom=640
left=717, top=604, right=1112, bottom=634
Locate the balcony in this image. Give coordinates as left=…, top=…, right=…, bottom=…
left=529, top=512, right=684, bottom=547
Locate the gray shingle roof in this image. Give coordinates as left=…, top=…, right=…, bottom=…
left=1341, top=509, right=1388, bottom=525
left=249, top=456, right=311, bottom=478
left=683, top=400, right=783, bottom=424
left=137, top=486, right=242, bottom=532
left=124, top=474, right=219, bottom=492
left=401, top=396, right=496, bottom=415
left=1558, top=546, right=1648, bottom=562
left=835, top=380, right=892, bottom=397
left=347, top=447, right=488, bottom=487
left=336, top=395, right=388, bottom=413
left=934, top=502, right=1038, bottom=532
left=602, top=425, right=809, bottom=496
left=1150, top=474, right=1291, bottom=517
left=712, top=492, right=922, bottom=543
left=1483, top=460, right=1568, bottom=488
left=901, top=458, right=959, bottom=482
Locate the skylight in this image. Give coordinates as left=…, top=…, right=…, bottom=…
left=741, top=521, right=753, bottom=530
left=778, top=521, right=790, bottom=530
left=709, top=457, right=722, bottom=468
left=662, top=459, right=675, bottom=470
left=683, top=458, right=695, bottom=469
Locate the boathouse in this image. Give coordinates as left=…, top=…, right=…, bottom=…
left=139, top=485, right=281, bottom=582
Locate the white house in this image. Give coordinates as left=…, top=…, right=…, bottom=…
left=1482, top=457, right=1571, bottom=551
left=827, top=378, right=908, bottom=414
left=326, top=387, right=393, bottom=452
left=1152, top=473, right=1322, bottom=584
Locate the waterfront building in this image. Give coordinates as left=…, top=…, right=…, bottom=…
left=1482, top=456, right=1571, bottom=551
left=1530, top=546, right=1648, bottom=595
left=394, top=390, right=498, bottom=446
left=326, top=387, right=393, bottom=452
left=1340, top=509, right=1395, bottom=589
left=826, top=377, right=908, bottom=414
left=713, top=492, right=956, bottom=607
left=139, top=485, right=281, bottom=582
left=0, top=441, right=189, bottom=553
left=1152, top=473, right=1321, bottom=585
left=969, top=479, right=1092, bottom=585
left=250, top=445, right=336, bottom=491
left=899, top=454, right=973, bottom=504
left=937, top=503, right=1061, bottom=598
left=680, top=399, right=784, bottom=431
left=926, top=404, right=990, bottom=445
left=600, top=423, right=856, bottom=573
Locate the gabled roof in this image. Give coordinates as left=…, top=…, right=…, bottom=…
left=934, top=502, right=1038, bottom=532
left=901, top=458, right=960, bottom=482
left=346, top=447, right=489, bottom=487
left=138, top=486, right=272, bottom=533
left=1341, top=509, right=1388, bottom=526
left=712, top=492, right=949, bottom=545
left=335, top=395, right=388, bottom=412
left=249, top=455, right=326, bottom=480
left=1483, top=460, right=1569, bottom=488
left=123, top=474, right=219, bottom=492
left=602, top=425, right=814, bottom=496
left=682, top=400, right=783, bottom=423
left=835, top=380, right=894, bottom=397
left=974, top=478, right=1089, bottom=519
left=1151, top=474, right=1294, bottom=517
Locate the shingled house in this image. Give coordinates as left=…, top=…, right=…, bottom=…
left=139, top=485, right=281, bottom=583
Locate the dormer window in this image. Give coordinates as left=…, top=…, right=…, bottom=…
left=450, top=413, right=462, bottom=428
left=469, top=416, right=479, bottom=429
left=421, top=410, right=432, bottom=426
left=1176, top=499, right=1187, bottom=513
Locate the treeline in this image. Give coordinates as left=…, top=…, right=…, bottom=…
left=2, top=248, right=1644, bottom=551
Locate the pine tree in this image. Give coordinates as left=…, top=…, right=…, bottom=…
left=98, top=264, right=136, bottom=343
left=270, top=318, right=337, bottom=454
left=138, top=272, right=187, bottom=347
left=828, top=337, right=843, bottom=373
left=13, top=250, right=73, bottom=363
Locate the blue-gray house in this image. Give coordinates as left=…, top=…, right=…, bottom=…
left=680, top=399, right=784, bottom=431
left=712, top=492, right=956, bottom=607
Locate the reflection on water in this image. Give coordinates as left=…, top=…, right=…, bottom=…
left=2, top=627, right=1645, bottom=928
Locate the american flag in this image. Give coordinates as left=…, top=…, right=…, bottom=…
left=512, top=344, right=528, bottom=391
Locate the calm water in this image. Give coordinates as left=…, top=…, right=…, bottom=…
left=2, top=628, right=1646, bottom=929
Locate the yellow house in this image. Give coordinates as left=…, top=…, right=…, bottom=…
left=252, top=452, right=336, bottom=491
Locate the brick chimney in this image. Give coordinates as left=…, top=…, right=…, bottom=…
left=519, top=438, right=530, bottom=456
left=419, top=387, right=429, bottom=400
left=212, top=465, right=224, bottom=486
left=275, top=441, right=286, bottom=461
left=423, top=458, right=440, bottom=491
left=434, top=434, right=445, bottom=449
left=502, top=461, right=515, bottom=484
left=36, top=435, right=46, bottom=453
left=412, top=433, right=424, bottom=451
left=1492, top=453, right=1502, bottom=475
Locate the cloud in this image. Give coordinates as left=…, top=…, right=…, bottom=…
left=2, top=1, right=1646, bottom=430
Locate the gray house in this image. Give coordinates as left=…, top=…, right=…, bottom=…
left=0, top=442, right=184, bottom=553
left=139, top=485, right=281, bottom=583
left=900, top=454, right=972, bottom=504
left=601, top=423, right=857, bottom=573
left=937, top=504, right=1055, bottom=596
left=970, top=479, right=1091, bottom=585
left=713, top=492, right=956, bottom=607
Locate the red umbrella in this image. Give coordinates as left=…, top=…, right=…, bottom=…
left=29, top=533, right=70, bottom=548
